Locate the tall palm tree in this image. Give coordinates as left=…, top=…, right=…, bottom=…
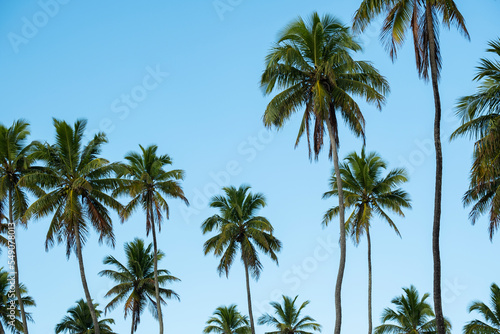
left=55, top=299, right=116, bottom=334
left=375, top=286, right=451, bottom=334
left=0, top=119, right=40, bottom=334
left=258, top=295, right=322, bottom=334
left=113, top=144, right=188, bottom=334
left=323, top=149, right=411, bottom=334
left=353, top=3, right=469, bottom=333
left=99, top=238, right=180, bottom=334
left=464, top=283, right=500, bottom=334
left=202, top=185, right=282, bottom=334
left=203, top=305, right=251, bottom=334
left=451, top=39, right=500, bottom=240
left=22, top=119, right=123, bottom=334
left=0, top=268, right=35, bottom=334
left=261, top=13, right=389, bottom=334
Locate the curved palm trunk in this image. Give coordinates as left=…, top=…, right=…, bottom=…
left=74, top=223, right=100, bottom=334
left=8, top=190, right=28, bottom=334
left=151, top=221, right=164, bottom=334
left=243, top=258, right=256, bottom=334
left=326, top=120, right=346, bottom=334
left=425, top=5, right=445, bottom=334
left=367, top=229, right=372, bottom=334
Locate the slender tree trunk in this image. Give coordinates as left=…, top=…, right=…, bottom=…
left=74, top=223, right=100, bottom=334
left=8, top=189, right=28, bottom=334
left=426, top=4, right=446, bottom=334
left=326, top=120, right=346, bottom=334
left=367, top=229, right=373, bottom=334
left=243, top=258, right=256, bottom=334
left=151, top=221, right=164, bottom=334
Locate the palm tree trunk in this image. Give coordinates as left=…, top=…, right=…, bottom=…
left=151, top=220, right=164, bottom=334
left=243, top=258, right=256, bottom=334
left=8, top=189, right=28, bottom=334
left=425, top=4, right=445, bottom=334
left=74, top=223, right=100, bottom=334
left=367, top=229, right=372, bottom=334
left=326, top=120, right=346, bottom=334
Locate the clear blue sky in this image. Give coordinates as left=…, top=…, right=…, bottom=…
left=1, top=0, right=500, bottom=333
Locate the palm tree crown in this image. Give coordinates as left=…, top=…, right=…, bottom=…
left=261, top=12, right=389, bottom=158
left=203, top=305, right=251, bottom=334
left=323, top=149, right=411, bottom=237
left=55, top=299, right=116, bottom=334
left=99, top=238, right=180, bottom=333
left=463, top=283, right=500, bottom=334
left=451, top=39, right=500, bottom=239
left=375, top=286, right=451, bottom=334
left=258, top=295, right=322, bottom=334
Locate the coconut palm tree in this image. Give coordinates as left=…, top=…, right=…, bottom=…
left=112, top=144, right=188, bottom=334
left=55, top=299, right=116, bottom=334
left=464, top=283, right=500, bottom=334
left=99, top=238, right=180, bottom=334
left=203, top=305, right=251, bottom=334
left=323, top=149, right=411, bottom=334
left=22, top=119, right=123, bottom=334
left=202, top=185, right=282, bottom=334
left=0, top=268, right=35, bottom=334
left=375, top=286, right=451, bottom=334
left=261, top=13, right=389, bottom=334
left=258, top=295, right=321, bottom=334
left=0, top=119, right=41, bottom=334
left=353, top=3, right=469, bottom=333
left=451, top=39, right=500, bottom=240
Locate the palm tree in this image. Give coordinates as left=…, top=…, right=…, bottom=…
left=0, top=119, right=41, bottom=334
left=99, top=238, right=180, bottom=334
left=112, top=144, right=188, bottom=334
left=0, top=268, right=35, bottom=334
left=323, top=149, right=411, bottom=334
left=375, top=286, right=451, bottom=334
left=22, top=119, right=123, bottom=334
left=261, top=13, right=389, bottom=334
left=202, top=185, right=282, bottom=334
left=203, top=305, right=251, bottom=334
left=464, top=283, right=500, bottom=334
left=258, top=295, right=321, bottom=334
left=451, top=39, right=500, bottom=240
left=55, top=299, right=116, bottom=334
left=353, top=3, right=469, bottom=333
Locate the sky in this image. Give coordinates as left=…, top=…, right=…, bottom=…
left=1, top=0, right=500, bottom=333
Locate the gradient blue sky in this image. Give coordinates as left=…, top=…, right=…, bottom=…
left=1, top=0, right=500, bottom=333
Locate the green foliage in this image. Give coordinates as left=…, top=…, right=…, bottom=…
left=261, top=12, right=389, bottom=158
left=55, top=299, right=116, bottom=334
left=22, top=119, right=123, bottom=256
left=258, top=295, right=321, bottom=334
left=353, top=0, right=469, bottom=80
left=375, top=286, right=451, bottom=334
left=99, top=238, right=180, bottom=333
left=203, top=305, right=251, bottom=334
left=451, top=39, right=500, bottom=239
left=464, top=283, right=500, bottom=334
left=323, top=148, right=411, bottom=240
left=201, top=185, right=282, bottom=279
